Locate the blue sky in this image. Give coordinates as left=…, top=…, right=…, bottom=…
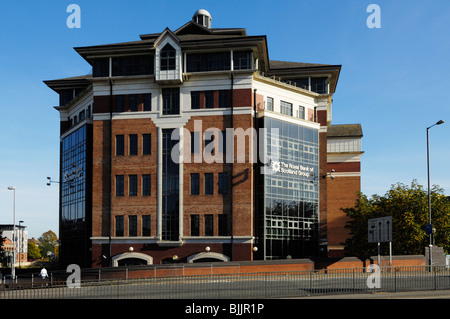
left=1, top=0, right=449, bottom=239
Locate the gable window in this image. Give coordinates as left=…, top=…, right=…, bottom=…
left=160, top=43, right=176, bottom=71
left=162, top=88, right=180, bottom=115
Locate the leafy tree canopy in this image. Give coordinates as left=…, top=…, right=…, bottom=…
left=37, top=230, right=59, bottom=258
left=343, top=180, right=450, bottom=257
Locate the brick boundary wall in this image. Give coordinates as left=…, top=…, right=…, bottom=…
left=55, top=255, right=426, bottom=281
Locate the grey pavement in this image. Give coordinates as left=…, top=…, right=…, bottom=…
left=293, top=289, right=450, bottom=299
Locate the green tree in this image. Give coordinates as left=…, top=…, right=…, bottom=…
left=37, top=230, right=59, bottom=259
left=342, top=180, right=450, bottom=257
left=27, top=241, right=42, bottom=259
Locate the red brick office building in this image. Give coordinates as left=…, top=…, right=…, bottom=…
left=45, top=9, right=362, bottom=268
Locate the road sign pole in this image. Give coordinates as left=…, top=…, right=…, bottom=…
left=377, top=242, right=380, bottom=266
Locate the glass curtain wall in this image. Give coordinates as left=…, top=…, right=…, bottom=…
left=162, top=129, right=179, bottom=241
left=257, top=117, right=319, bottom=259
left=61, top=124, right=92, bottom=267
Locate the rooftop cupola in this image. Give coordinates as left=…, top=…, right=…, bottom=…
left=193, top=9, right=212, bottom=28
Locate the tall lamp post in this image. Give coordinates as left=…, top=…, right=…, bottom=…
left=19, top=220, right=24, bottom=269
left=426, top=120, right=445, bottom=268
left=7, top=186, right=16, bottom=280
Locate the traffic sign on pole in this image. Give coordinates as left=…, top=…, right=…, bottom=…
left=368, top=216, right=392, bottom=243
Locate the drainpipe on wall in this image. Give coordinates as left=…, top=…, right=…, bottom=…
left=230, top=72, right=234, bottom=260
left=108, top=77, right=113, bottom=267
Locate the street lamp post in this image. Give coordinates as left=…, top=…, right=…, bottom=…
left=19, top=220, right=23, bottom=269
left=426, top=120, right=444, bottom=268
left=7, top=186, right=16, bottom=280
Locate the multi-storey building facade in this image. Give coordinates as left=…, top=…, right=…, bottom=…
left=45, top=10, right=362, bottom=268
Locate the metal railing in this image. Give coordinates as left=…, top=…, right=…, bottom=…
left=2, top=265, right=450, bottom=299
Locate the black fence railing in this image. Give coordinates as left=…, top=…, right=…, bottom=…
left=2, top=266, right=450, bottom=299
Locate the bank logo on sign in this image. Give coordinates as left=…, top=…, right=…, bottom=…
left=270, top=160, right=281, bottom=173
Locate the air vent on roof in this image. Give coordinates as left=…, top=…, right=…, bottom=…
left=193, top=9, right=212, bottom=28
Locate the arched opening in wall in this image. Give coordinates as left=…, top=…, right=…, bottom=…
left=187, top=252, right=230, bottom=263
left=111, top=252, right=153, bottom=267
left=117, top=258, right=148, bottom=266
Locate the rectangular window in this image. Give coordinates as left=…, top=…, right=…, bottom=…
left=116, top=175, right=124, bottom=196
left=298, top=106, right=305, bottom=120
left=129, top=215, right=137, bottom=237
left=218, top=172, right=228, bottom=195
left=142, top=174, right=151, bottom=196
left=115, top=215, right=124, bottom=237
left=116, top=135, right=124, bottom=156
left=129, top=134, right=138, bottom=155
left=93, top=58, right=109, bottom=77
left=219, top=90, right=229, bottom=108
left=143, top=134, right=151, bottom=155
left=143, top=93, right=152, bottom=111
left=233, top=51, right=252, bottom=70
left=191, top=132, right=200, bottom=154
left=191, top=215, right=199, bottom=236
left=116, top=95, right=126, bottom=112
left=142, top=215, right=151, bottom=236
left=267, top=97, right=274, bottom=111
left=191, top=173, right=199, bottom=195
left=129, top=94, right=138, bottom=112
left=205, top=91, right=214, bottom=108
left=310, top=77, right=328, bottom=94
left=186, top=52, right=231, bottom=72
left=162, top=88, right=180, bottom=115
left=219, top=131, right=227, bottom=155
left=218, top=215, right=228, bottom=236
left=129, top=175, right=137, bottom=196
left=112, top=55, right=154, bottom=76
left=205, top=173, right=213, bottom=195
left=281, top=101, right=293, bottom=116
left=160, top=44, right=176, bottom=71
left=205, top=214, right=214, bottom=236
left=191, top=91, right=200, bottom=109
